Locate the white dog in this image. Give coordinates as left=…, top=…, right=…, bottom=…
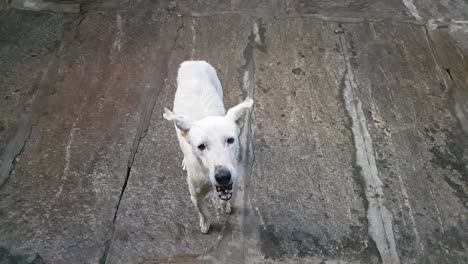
left=163, top=61, right=253, bottom=233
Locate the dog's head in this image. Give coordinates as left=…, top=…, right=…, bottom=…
left=163, top=97, right=253, bottom=200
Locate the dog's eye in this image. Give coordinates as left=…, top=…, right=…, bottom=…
left=197, top=144, right=206, bottom=151
left=227, top=137, right=235, bottom=144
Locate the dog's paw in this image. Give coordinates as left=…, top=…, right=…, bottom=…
left=200, top=219, right=210, bottom=234
left=181, top=159, right=187, bottom=171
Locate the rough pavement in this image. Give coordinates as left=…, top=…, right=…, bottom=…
left=1, top=1, right=468, bottom=263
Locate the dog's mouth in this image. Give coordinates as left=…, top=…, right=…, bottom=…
left=216, top=183, right=233, bottom=201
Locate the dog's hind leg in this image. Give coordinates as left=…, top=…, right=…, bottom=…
left=190, top=194, right=210, bottom=233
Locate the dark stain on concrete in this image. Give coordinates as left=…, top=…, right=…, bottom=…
left=292, top=67, right=305, bottom=75
left=290, top=229, right=334, bottom=257
left=425, top=221, right=468, bottom=263
left=259, top=222, right=381, bottom=262
left=350, top=231, right=381, bottom=264
left=345, top=31, right=359, bottom=69
left=444, top=176, right=468, bottom=208
left=433, top=138, right=468, bottom=180
left=142, top=254, right=205, bottom=264
left=257, top=79, right=269, bottom=94
left=429, top=130, right=468, bottom=190
left=259, top=224, right=287, bottom=260
left=260, top=225, right=329, bottom=260
left=0, top=247, right=45, bottom=264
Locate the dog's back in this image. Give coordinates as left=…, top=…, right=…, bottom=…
left=174, top=61, right=225, bottom=120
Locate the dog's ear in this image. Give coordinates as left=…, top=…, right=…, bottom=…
left=163, top=108, right=192, bottom=136
left=226, top=96, right=254, bottom=124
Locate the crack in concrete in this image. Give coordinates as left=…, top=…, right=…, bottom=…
left=188, top=10, right=425, bottom=25
left=422, top=26, right=468, bottom=137
left=238, top=22, right=257, bottom=263
left=99, top=18, right=185, bottom=264
left=79, top=8, right=425, bottom=26
left=128, top=21, right=184, bottom=170
left=0, top=19, right=73, bottom=188
left=236, top=19, right=261, bottom=263
left=189, top=10, right=468, bottom=34
left=422, top=26, right=453, bottom=87
left=79, top=8, right=468, bottom=32
left=236, top=19, right=262, bottom=161
left=0, top=112, right=33, bottom=188
left=401, top=0, right=423, bottom=20
left=445, top=68, right=454, bottom=80
left=337, top=26, right=400, bottom=264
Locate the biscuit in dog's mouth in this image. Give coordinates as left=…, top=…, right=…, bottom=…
left=216, top=183, right=233, bottom=201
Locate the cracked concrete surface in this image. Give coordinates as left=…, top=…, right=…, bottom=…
left=1, top=1, right=468, bottom=263
left=339, top=28, right=399, bottom=264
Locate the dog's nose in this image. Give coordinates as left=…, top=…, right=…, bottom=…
left=214, top=166, right=231, bottom=185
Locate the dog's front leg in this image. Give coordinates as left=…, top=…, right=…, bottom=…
left=187, top=169, right=211, bottom=233
left=219, top=199, right=231, bottom=215
left=190, top=191, right=210, bottom=234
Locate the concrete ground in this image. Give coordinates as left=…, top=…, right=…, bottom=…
left=1, top=1, right=468, bottom=263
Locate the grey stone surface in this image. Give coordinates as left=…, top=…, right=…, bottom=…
left=412, top=0, right=468, bottom=20
left=249, top=18, right=372, bottom=263
left=0, top=1, right=468, bottom=264
left=343, top=22, right=468, bottom=264
left=0, top=9, right=175, bottom=264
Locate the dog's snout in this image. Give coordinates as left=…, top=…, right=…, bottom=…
left=214, top=166, right=231, bottom=185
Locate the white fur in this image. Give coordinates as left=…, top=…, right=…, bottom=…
left=163, top=61, right=253, bottom=233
